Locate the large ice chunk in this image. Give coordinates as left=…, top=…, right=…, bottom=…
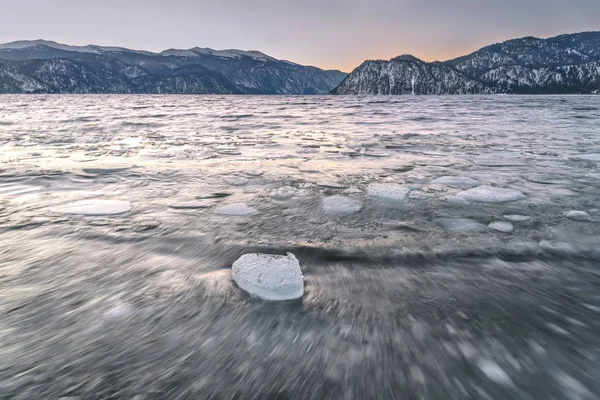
left=367, top=183, right=411, bottom=201
left=52, top=200, right=132, bottom=216
left=232, top=253, right=304, bottom=301
left=456, top=186, right=526, bottom=203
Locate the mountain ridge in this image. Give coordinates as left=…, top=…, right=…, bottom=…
left=0, top=40, right=346, bottom=94
left=332, top=31, right=600, bottom=95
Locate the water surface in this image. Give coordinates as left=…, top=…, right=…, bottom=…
left=1, top=95, right=600, bottom=399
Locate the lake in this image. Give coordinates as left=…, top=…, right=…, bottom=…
left=1, top=95, right=600, bottom=399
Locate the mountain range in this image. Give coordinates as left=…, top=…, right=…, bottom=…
left=332, top=31, right=600, bottom=95
left=2, top=32, right=599, bottom=95
left=0, top=40, right=346, bottom=94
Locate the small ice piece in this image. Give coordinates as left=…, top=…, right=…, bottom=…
left=503, top=214, right=531, bottom=222
left=215, top=203, right=256, bottom=216
left=53, top=200, right=132, bottom=216
left=456, top=186, right=526, bottom=203
left=432, top=176, right=480, bottom=189
left=488, top=221, right=514, bottom=233
left=271, top=186, right=297, bottom=200
left=547, top=323, right=570, bottom=336
left=367, top=183, right=411, bottom=201
left=436, top=218, right=485, bottom=232
left=322, top=195, right=362, bottom=215
left=222, top=176, right=249, bottom=186
left=477, top=359, right=514, bottom=386
left=104, top=303, right=133, bottom=320
left=564, top=210, right=591, bottom=221
left=232, top=253, right=304, bottom=301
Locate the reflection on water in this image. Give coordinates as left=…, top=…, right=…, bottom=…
left=1, top=95, right=600, bottom=399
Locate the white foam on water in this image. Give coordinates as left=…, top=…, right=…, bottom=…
left=52, top=200, right=132, bottom=216
left=432, top=176, right=480, bottom=188
left=367, top=183, right=411, bottom=201
left=322, top=195, right=362, bottom=215
left=231, top=253, right=304, bottom=301
left=215, top=203, right=256, bottom=216
left=456, top=186, right=526, bottom=203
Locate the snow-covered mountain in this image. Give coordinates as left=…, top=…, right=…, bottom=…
left=0, top=40, right=346, bottom=94
left=333, top=31, right=600, bottom=95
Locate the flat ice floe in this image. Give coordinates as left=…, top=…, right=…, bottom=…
left=322, top=195, right=362, bottom=215
left=456, top=186, right=526, bottom=203
left=436, top=218, right=485, bottom=232
left=271, top=186, right=297, bottom=200
left=432, top=176, right=479, bottom=188
left=367, top=183, right=411, bottom=201
left=488, top=221, right=514, bottom=233
left=52, top=200, right=132, bottom=216
left=215, top=203, right=256, bottom=216
left=232, top=253, right=304, bottom=301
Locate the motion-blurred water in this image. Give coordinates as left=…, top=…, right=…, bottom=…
left=1, top=95, right=600, bottom=399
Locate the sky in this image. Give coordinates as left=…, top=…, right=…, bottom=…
left=0, top=0, right=599, bottom=72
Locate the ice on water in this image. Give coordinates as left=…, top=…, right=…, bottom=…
left=367, top=183, right=411, bottom=201
left=3, top=95, right=600, bottom=399
left=565, top=210, right=591, bottom=221
left=322, top=195, right=362, bottom=215
left=231, top=253, right=304, bottom=301
left=436, top=218, right=485, bottom=232
left=456, top=186, right=526, bottom=203
left=215, top=203, right=256, bottom=216
left=271, top=186, right=297, bottom=200
left=432, top=176, right=480, bottom=189
left=488, top=221, right=514, bottom=233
